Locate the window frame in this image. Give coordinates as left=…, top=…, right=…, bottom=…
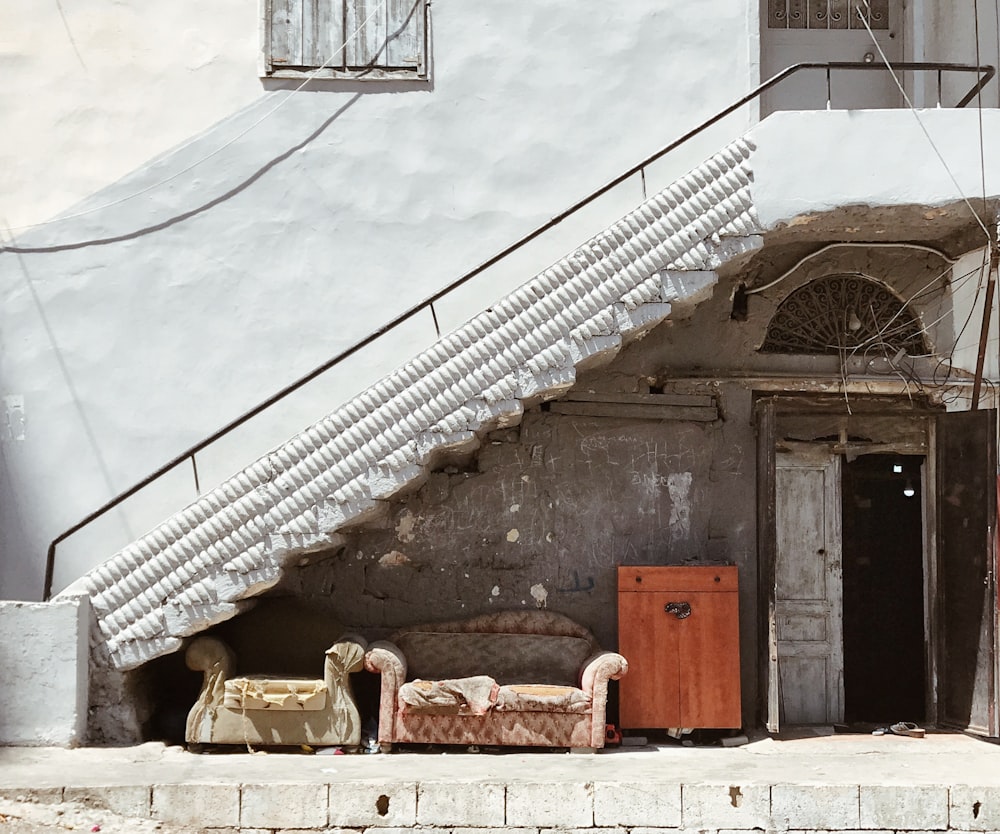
left=260, top=0, right=428, bottom=81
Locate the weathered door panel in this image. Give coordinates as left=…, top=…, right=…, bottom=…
left=775, top=451, right=844, bottom=724
left=936, top=409, right=999, bottom=736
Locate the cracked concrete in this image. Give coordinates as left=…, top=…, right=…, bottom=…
left=1, top=732, right=1000, bottom=833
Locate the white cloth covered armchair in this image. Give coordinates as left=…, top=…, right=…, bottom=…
left=184, top=633, right=366, bottom=748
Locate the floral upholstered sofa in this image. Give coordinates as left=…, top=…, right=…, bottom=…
left=184, top=633, right=366, bottom=748
left=364, top=610, right=627, bottom=751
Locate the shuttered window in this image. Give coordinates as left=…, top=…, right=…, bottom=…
left=264, top=0, right=427, bottom=79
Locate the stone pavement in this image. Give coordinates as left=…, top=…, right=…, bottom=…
left=1, top=730, right=999, bottom=834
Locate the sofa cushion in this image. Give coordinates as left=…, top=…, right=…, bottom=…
left=495, top=684, right=591, bottom=714
left=399, top=676, right=499, bottom=715
left=222, top=676, right=327, bottom=711
left=396, top=632, right=593, bottom=686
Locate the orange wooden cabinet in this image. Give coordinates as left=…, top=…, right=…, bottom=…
left=617, top=565, right=741, bottom=730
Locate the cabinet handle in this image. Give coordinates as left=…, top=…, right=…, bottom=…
left=664, top=601, right=692, bottom=619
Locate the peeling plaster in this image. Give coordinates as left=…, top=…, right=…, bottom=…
left=667, top=471, right=693, bottom=543
left=395, top=510, right=417, bottom=543
left=529, top=583, right=548, bottom=609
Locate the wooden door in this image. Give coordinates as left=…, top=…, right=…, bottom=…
left=774, top=450, right=844, bottom=724
left=936, top=409, right=999, bottom=736
left=761, top=0, right=903, bottom=114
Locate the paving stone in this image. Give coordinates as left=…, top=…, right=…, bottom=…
left=771, top=784, right=860, bottom=829
left=549, top=828, right=627, bottom=834
left=450, top=828, right=539, bottom=834
left=860, top=785, right=948, bottom=830
left=627, top=828, right=684, bottom=834
left=951, top=786, right=1000, bottom=830
left=0, top=788, right=63, bottom=803
left=241, top=782, right=328, bottom=829
left=299, top=829, right=393, bottom=834
left=62, top=785, right=150, bottom=818
left=507, top=781, right=594, bottom=827
left=594, top=782, right=682, bottom=827
left=788, top=830, right=888, bottom=834
left=328, top=781, right=417, bottom=827
left=151, top=783, right=240, bottom=828
left=205, top=829, right=270, bottom=834
left=417, top=781, right=505, bottom=826
left=682, top=783, right=770, bottom=830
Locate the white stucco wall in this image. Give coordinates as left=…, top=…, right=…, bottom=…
left=749, top=109, right=1000, bottom=227
left=0, top=2, right=759, bottom=600
left=0, top=597, right=89, bottom=746
left=0, top=0, right=261, bottom=232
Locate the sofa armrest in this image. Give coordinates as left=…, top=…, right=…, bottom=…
left=184, top=636, right=236, bottom=743
left=325, top=633, right=368, bottom=683
left=185, top=636, right=236, bottom=702
left=580, top=651, right=628, bottom=748
left=364, top=641, right=408, bottom=744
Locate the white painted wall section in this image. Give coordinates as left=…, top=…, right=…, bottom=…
left=749, top=109, right=1000, bottom=228
left=0, top=597, right=89, bottom=746
left=0, top=2, right=756, bottom=601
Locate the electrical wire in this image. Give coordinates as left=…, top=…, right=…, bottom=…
left=746, top=241, right=955, bottom=296
left=2, top=0, right=391, bottom=236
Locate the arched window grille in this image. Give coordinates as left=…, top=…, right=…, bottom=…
left=760, top=274, right=927, bottom=356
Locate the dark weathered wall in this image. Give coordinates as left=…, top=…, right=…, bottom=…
left=275, top=267, right=764, bottom=723
left=291, top=403, right=754, bottom=647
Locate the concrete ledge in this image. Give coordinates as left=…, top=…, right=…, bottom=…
left=417, top=781, right=506, bottom=826
left=62, top=785, right=151, bottom=818
left=151, top=783, right=240, bottom=828
left=3, top=737, right=1000, bottom=833
left=0, top=598, right=88, bottom=747
left=594, top=782, right=682, bottom=827
left=506, top=782, right=594, bottom=827
left=682, top=784, right=771, bottom=829
left=861, top=785, right=950, bottom=830
left=241, top=782, right=328, bottom=829
left=950, top=786, right=1000, bottom=831
left=328, top=781, right=417, bottom=827
left=772, top=785, right=860, bottom=829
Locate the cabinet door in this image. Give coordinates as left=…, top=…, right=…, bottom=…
left=618, top=590, right=682, bottom=728
left=678, top=590, right=741, bottom=727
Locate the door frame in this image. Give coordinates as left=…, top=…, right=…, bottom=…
left=756, top=395, right=949, bottom=731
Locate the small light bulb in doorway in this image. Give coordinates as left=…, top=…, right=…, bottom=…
left=903, top=479, right=915, bottom=498
left=892, top=463, right=903, bottom=474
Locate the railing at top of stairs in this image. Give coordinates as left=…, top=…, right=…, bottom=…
left=42, top=61, right=996, bottom=600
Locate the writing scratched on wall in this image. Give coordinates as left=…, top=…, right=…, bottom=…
left=557, top=569, right=595, bottom=593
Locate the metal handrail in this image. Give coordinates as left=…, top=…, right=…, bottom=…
left=42, top=60, right=996, bottom=599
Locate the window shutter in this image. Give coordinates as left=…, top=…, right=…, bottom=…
left=386, top=0, right=424, bottom=72
left=305, top=0, right=346, bottom=69
left=346, top=0, right=387, bottom=69
left=269, top=0, right=303, bottom=68
left=267, top=0, right=425, bottom=76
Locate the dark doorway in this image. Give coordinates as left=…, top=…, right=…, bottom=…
left=841, top=453, right=925, bottom=723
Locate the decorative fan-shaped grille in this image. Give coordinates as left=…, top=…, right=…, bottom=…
left=760, top=274, right=926, bottom=356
